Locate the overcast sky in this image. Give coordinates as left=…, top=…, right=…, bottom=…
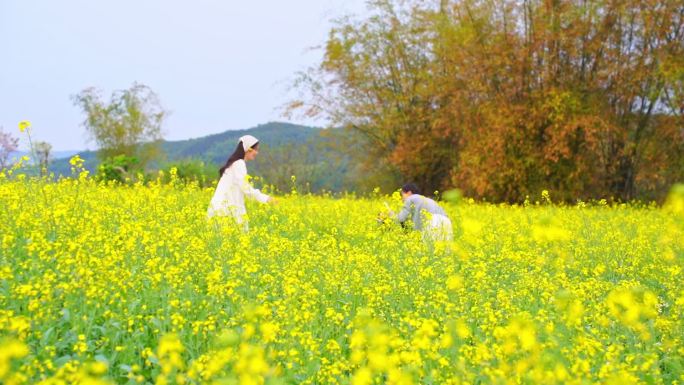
left=0, top=0, right=367, bottom=151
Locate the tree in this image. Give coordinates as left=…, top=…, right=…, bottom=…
left=72, top=83, right=167, bottom=169
left=0, top=127, right=19, bottom=170
left=288, top=1, right=457, bottom=195
left=33, top=141, right=52, bottom=176
left=292, top=0, right=684, bottom=201
left=96, top=155, right=140, bottom=184
left=442, top=0, right=684, bottom=201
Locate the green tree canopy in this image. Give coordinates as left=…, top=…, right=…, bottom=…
left=72, top=83, right=167, bottom=168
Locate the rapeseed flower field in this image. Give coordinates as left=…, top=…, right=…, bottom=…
left=1, top=167, right=683, bottom=384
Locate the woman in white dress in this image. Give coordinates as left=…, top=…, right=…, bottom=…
left=207, top=135, right=275, bottom=231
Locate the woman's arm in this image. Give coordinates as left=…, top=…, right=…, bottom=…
left=234, top=161, right=271, bottom=203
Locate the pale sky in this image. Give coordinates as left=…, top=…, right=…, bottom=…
left=0, top=0, right=367, bottom=151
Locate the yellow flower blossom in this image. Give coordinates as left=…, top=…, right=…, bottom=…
left=18, top=120, right=31, bottom=132
left=0, top=176, right=681, bottom=383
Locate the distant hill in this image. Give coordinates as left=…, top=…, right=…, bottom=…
left=46, top=122, right=378, bottom=192
left=10, top=150, right=80, bottom=164
left=161, top=121, right=322, bottom=164
left=49, top=122, right=320, bottom=173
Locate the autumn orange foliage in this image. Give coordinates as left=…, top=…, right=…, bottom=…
left=291, top=0, right=684, bottom=201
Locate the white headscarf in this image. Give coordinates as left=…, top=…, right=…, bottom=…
left=239, top=135, right=259, bottom=152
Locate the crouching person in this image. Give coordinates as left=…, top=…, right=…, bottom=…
left=396, top=183, right=453, bottom=242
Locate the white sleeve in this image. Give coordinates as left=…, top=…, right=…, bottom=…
left=234, top=161, right=270, bottom=204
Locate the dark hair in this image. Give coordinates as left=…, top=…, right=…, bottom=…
left=401, top=183, right=420, bottom=195
left=218, top=141, right=259, bottom=177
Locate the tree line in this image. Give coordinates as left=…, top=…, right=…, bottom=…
left=290, top=0, right=684, bottom=202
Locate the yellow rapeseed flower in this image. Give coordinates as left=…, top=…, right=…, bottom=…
left=18, top=120, right=31, bottom=132
left=0, top=339, right=28, bottom=379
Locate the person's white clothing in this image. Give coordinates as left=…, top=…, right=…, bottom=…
left=207, top=159, right=269, bottom=230
left=396, top=194, right=453, bottom=241
left=423, top=213, right=453, bottom=242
